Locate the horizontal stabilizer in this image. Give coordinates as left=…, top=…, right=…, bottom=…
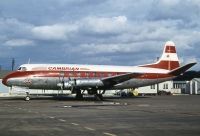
left=168, top=62, right=197, bottom=76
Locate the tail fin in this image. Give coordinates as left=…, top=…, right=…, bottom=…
left=140, top=41, right=180, bottom=70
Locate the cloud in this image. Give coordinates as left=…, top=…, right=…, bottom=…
left=0, top=0, right=200, bottom=70
left=31, top=15, right=128, bottom=40
left=31, top=23, right=78, bottom=40
left=0, top=17, right=33, bottom=38
left=161, top=0, right=180, bottom=6
left=80, top=16, right=128, bottom=34
left=148, top=0, right=200, bottom=22
left=76, top=41, right=161, bottom=55
left=4, top=39, right=34, bottom=47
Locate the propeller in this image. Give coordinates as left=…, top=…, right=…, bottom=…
left=58, top=72, right=65, bottom=95
left=68, top=77, right=76, bottom=93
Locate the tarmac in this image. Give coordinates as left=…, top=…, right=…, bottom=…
left=0, top=95, right=200, bottom=136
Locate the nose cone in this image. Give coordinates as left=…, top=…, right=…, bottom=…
left=2, top=72, right=16, bottom=87
left=2, top=75, right=10, bottom=86
left=2, top=71, right=29, bottom=87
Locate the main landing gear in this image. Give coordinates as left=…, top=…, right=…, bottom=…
left=75, top=90, right=83, bottom=100
left=88, top=89, right=105, bottom=101
left=74, top=89, right=105, bottom=101
left=95, top=94, right=103, bottom=101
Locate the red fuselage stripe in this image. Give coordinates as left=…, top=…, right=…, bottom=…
left=4, top=71, right=173, bottom=80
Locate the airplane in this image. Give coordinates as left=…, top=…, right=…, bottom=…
left=2, top=41, right=196, bottom=101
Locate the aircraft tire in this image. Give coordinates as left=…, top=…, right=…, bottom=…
left=75, top=90, right=83, bottom=100
left=25, top=96, right=30, bottom=101
left=95, top=94, right=103, bottom=101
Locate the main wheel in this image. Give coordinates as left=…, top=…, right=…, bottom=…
left=95, top=94, right=103, bottom=101
left=75, top=90, right=83, bottom=100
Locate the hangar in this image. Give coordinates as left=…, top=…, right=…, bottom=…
left=136, top=74, right=200, bottom=95
left=189, top=78, right=200, bottom=94
left=136, top=80, right=187, bottom=95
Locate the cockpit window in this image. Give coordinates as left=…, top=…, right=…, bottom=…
left=17, top=67, right=27, bottom=71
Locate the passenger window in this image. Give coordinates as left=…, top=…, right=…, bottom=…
left=85, top=72, right=89, bottom=77
left=77, top=72, right=81, bottom=77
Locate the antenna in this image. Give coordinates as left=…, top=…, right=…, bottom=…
left=28, top=58, right=31, bottom=64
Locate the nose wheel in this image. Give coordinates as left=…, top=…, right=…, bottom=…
left=25, top=96, right=30, bottom=101
left=25, top=92, right=30, bottom=101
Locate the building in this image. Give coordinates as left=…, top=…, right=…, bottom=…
left=188, top=78, right=200, bottom=94
left=136, top=80, right=187, bottom=95
left=135, top=71, right=200, bottom=95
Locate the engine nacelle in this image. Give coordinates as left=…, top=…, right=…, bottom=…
left=76, top=79, right=104, bottom=87
left=61, top=79, right=104, bottom=89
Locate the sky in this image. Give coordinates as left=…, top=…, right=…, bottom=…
left=0, top=0, right=200, bottom=70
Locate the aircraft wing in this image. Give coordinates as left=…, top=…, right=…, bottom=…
left=101, top=72, right=141, bottom=86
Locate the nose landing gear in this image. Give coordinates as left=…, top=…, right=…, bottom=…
left=25, top=92, right=30, bottom=101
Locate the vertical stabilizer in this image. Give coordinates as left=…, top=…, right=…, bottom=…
left=140, top=41, right=180, bottom=70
